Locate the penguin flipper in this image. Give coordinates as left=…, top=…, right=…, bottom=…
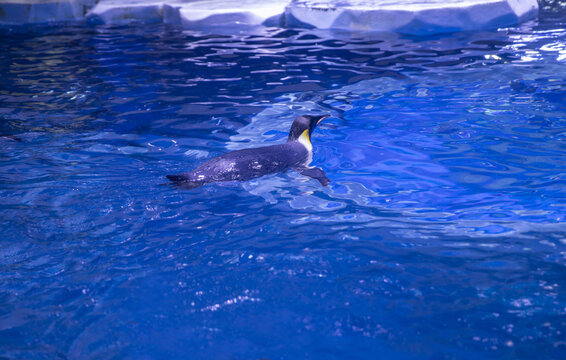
left=295, top=167, right=330, bottom=186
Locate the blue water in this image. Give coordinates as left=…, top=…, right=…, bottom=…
left=1, top=6, right=566, bottom=360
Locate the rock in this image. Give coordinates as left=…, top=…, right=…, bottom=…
left=285, top=0, right=539, bottom=35
left=0, top=0, right=96, bottom=24
left=178, top=0, right=288, bottom=28
left=0, top=0, right=539, bottom=35
left=87, top=1, right=182, bottom=25
left=87, top=0, right=289, bottom=27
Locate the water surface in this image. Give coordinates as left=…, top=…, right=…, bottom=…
left=1, top=7, right=565, bottom=360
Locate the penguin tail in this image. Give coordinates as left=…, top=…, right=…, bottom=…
left=166, top=174, right=189, bottom=184
left=166, top=174, right=204, bottom=190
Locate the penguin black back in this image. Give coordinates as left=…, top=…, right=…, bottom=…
left=167, top=114, right=330, bottom=189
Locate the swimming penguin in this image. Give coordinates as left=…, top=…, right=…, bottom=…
left=167, top=114, right=330, bottom=189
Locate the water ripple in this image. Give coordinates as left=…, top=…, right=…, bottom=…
left=1, top=16, right=566, bottom=360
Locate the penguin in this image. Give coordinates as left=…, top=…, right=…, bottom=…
left=167, top=114, right=330, bottom=189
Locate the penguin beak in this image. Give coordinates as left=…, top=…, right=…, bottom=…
left=316, top=114, right=330, bottom=125
left=308, top=114, right=331, bottom=135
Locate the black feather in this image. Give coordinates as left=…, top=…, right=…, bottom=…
left=166, top=174, right=188, bottom=183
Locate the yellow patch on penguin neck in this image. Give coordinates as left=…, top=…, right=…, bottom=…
left=297, top=129, right=312, bottom=152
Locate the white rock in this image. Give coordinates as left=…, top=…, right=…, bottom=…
left=87, top=1, right=182, bottom=25
left=87, top=0, right=290, bottom=27
left=1, top=0, right=539, bottom=35
left=178, top=0, right=288, bottom=28
left=0, top=0, right=96, bottom=24
left=285, top=0, right=539, bottom=35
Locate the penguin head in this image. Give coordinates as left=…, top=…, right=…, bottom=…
left=287, top=114, right=330, bottom=142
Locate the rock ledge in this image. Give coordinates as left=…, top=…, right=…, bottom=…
left=0, top=0, right=539, bottom=35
